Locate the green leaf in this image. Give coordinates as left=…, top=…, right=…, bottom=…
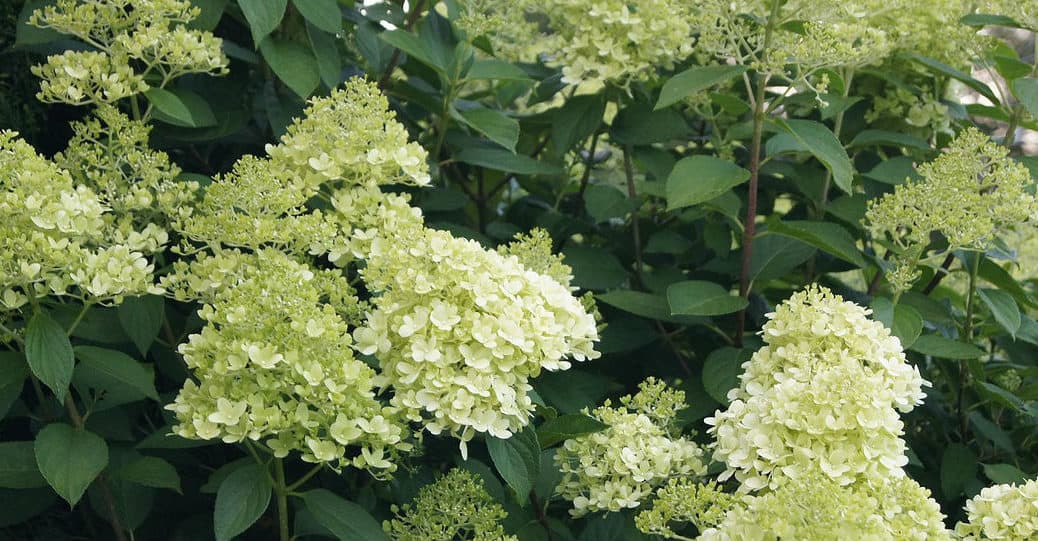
left=610, top=104, right=690, bottom=145
left=34, top=423, right=108, bottom=507
left=982, top=463, right=1028, bottom=485
left=767, top=221, right=865, bottom=267
left=655, top=65, right=748, bottom=110
left=667, top=281, right=747, bottom=316
left=146, top=88, right=217, bottom=128
left=1013, top=78, right=1038, bottom=126
left=702, top=347, right=746, bottom=404
left=748, top=235, right=815, bottom=282
left=909, top=335, right=985, bottom=359
left=772, top=119, right=855, bottom=194
left=302, top=489, right=389, bottom=541
left=118, top=295, right=164, bottom=356
left=259, top=38, right=320, bottom=99
left=863, top=156, right=921, bottom=185
left=465, top=59, right=530, bottom=81
left=187, top=0, right=228, bottom=31
left=115, top=456, right=181, bottom=494
left=74, top=346, right=158, bottom=402
left=0, top=442, right=46, bottom=489
left=848, top=130, right=930, bottom=151
left=978, top=288, right=1021, bottom=338
left=0, top=488, right=57, bottom=527
left=291, top=0, right=341, bottom=34
left=25, top=311, right=74, bottom=403
left=308, top=21, right=343, bottom=88
left=455, top=148, right=563, bottom=176
left=596, top=290, right=703, bottom=325
left=907, top=53, right=1000, bottom=104
left=487, top=426, right=540, bottom=503
left=214, top=464, right=272, bottom=541
left=584, top=184, right=637, bottom=223
left=551, top=95, right=606, bottom=155
left=535, top=371, right=621, bottom=414
left=379, top=29, right=444, bottom=73
left=666, top=156, right=750, bottom=210
left=940, top=443, right=976, bottom=499
left=0, top=352, right=28, bottom=419
left=537, top=414, right=608, bottom=449
left=562, top=246, right=627, bottom=291
left=961, top=13, right=1023, bottom=27
left=871, top=298, right=923, bottom=348
left=457, top=108, right=519, bottom=152
left=238, top=0, right=287, bottom=45
left=970, top=412, right=1014, bottom=454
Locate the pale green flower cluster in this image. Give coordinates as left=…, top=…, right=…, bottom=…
left=0, top=130, right=166, bottom=312
left=708, top=285, right=928, bottom=490
left=29, top=0, right=228, bottom=106
left=541, top=0, right=696, bottom=87
left=165, top=250, right=412, bottom=475
left=699, top=471, right=951, bottom=541
left=354, top=224, right=600, bottom=453
left=865, top=128, right=1037, bottom=293
left=454, top=0, right=550, bottom=63
left=866, top=85, right=952, bottom=137
left=555, top=378, right=707, bottom=517
left=955, top=478, right=1038, bottom=541
left=635, top=480, right=735, bottom=539
left=384, top=468, right=517, bottom=541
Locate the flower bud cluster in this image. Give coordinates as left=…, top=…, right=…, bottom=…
left=555, top=379, right=706, bottom=517
left=384, top=469, right=517, bottom=541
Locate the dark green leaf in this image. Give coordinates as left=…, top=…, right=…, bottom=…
left=562, top=246, right=627, bottom=290
left=379, top=29, right=444, bottom=73
left=0, top=352, right=28, bottom=419
left=458, top=108, right=520, bottom=152
left=667, top=281, right=747, bottom=316
left=596, top=290, right=703, bottom=325
left=848, top=130, right=930, bottom=151
left=238, top=0, right=287, bottom=45
left=1013, top=78, right=1038, bottom=126
left=584, top=184, right=637, bottom=223
left=302, top=489, right=389, bottom=541
left=537, top=415, right=608, bottom=449
left=907, top=53, right=1000, bottom=104
left=863, top=156, right=921, bottom=185
left=116, top=456, right=181, bottom=494
left=666, top=156, right=750, bottom=210
left=909, top=335, right=985, bottom=359
left=146, top=88, right=218, bottom=128
left=535, top=371, right=620, bottom=414
left=0, top=488, right=57, bottom=527
left=214, top=464, right=272, bottom=541
left=970, top=412, right=1014, bottom=454
left=871, top=298, right=923, bottom=348
left=611, top=104, right=690, bottom=145
left=455, top=148, right=563, bottom=175
left=0, top=442, right=46, bottom=489
left=187, top=0, right=228, bottom=31
left=702, top=347, right=746, bottom=404
left=551, top=95, right=605, bottom=155
left=308, top=22, right=343, bottom=88
left=487, top=426, right=540, bottom=503
left=118, top=295, right=164, bottom=356
left=465, top=59, right=530, bottom=81
left=961, top=13, right=1023, bottom=27
left=978, top=288, right=1021, bottom=338
left=259, top=38, right=321, bottom=99
left=940, top=443, right=976, bottom=499
left=34, top=423, right=109, bottom=506
left=655, top=65, right=748, bottom=110
left=291, top=0, right=341, bottom=34
left=25, top=311, right=74, bottom=403
left=766, top=221, right=865, bottom=267
left=749, top=235, right=815, bottom=282
left=772, top=119, right=854, bottom=194
left=982, top=463, right=1028, bottom=485
left=74, top=346, right=158, bottom=403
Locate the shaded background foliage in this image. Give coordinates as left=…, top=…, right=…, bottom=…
left=1, top=0, right=1038, bottom=540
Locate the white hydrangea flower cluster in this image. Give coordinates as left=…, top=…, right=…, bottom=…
left=955, top=478, right=1038, bottom=541
left=166, top=250, right=412, bottom=475
left=353, top=223, right=600, bottom=453
left=542, top=0, right=696, bottom=87
left=555, top=379, right=707, bottom=517
left=699, top=471, right=952, bottom=541
left=707, top=285, right=928, bottom=490
left=29, top=0, right=228, bottom=106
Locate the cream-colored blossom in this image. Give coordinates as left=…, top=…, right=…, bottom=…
left=384, top=469, right=518, bottom=541
left=707, top=285, right=928, bottom=490
left=955, top=477, right=1038, bottom=541
left=555, top=379, right=706, bottom=517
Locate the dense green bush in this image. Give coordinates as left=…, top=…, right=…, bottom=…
left=1, top=1, right=1037, bottom=540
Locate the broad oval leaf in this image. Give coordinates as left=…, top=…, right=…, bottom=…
left=551, top=94, right=606, bottom=155
left=145, top=88, right=217, bottom=128
left=909, top=335, right=985, bottom=359
left=291, top=0, right=341, bottom=34
left=214, top=463, right=272, bottom=541
left=666, top=155, right=750, bottom=210
left=655, top=65, right=748, bottom=110
left=537, top=414, right=608, bottom=449
left=0, top=442, right=46, bottom=489
left=871, top=297, right=923, bottom=348
left=487, top=426, right=540, bottom=503
left=118, top=295, right=165, bottom=356
left=703, top=347, right=747, bottom=404
left=259, top=38, right=320, bottom=99
left=766, top=220, right=866, bottom=268
left=455, top=148, right=563, bottom=176
left=115, top=456, right=181, bottom=494
left=302, top=489, right=389, bottom=541
left=978, top=288, right=1021, bottom=338
left=25, top=311, right=74, bottom=403
left=771, top=119, right=854, bottom=194
left=0, top=352, right=28, bottom=420
left=667, top=281, right=747, bottom=316
left=73, top=346, right=159, bottom=405
left=940, top=443, right=977, bottom=499
left=34, top=423, right=109, bottom=506
left=457, top=107, right=519, bottom=152
left=238, top=0, right=287, bottom=46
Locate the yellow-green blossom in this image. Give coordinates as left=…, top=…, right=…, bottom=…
left=384, top=469, right=517, bottom=541
left=955, top=477, right=1038, bottom=541
left=555, top=379, right=706, bottom=517
left=635, top=480, right=735, bottom=539
left=865, top=128, right=1036, bottom=293
left=707, top=285, right=928, bottom=490
left=165, top=250, right=412, bottom=475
